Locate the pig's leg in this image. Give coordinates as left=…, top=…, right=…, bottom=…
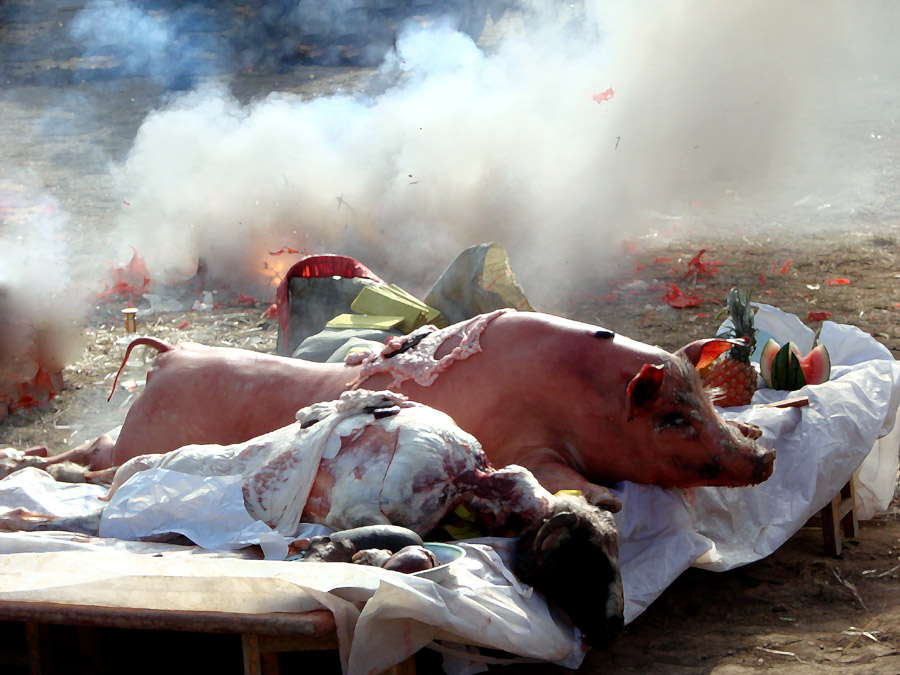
left=0, top=506, right=104, bottom=536
left=515, top=494, right=624, bottom=649
left=0, top=436, right=116, bottom=481
left=103, top=454, right=164, bottom=501
left=24, top=435, right=117, bottom=472
left=513, top=448, right=622, bottom=513
left=83, top=466, right=119, bottom=485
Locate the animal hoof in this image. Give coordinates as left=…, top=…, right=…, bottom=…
left=516, top=497, right=624, bottom=649
left=534, top=510, right=579, bottom=560
left=583, top=485, right=622, bottom=513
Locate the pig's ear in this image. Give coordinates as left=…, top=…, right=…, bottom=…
left=626, top=363, right=665, bottom=420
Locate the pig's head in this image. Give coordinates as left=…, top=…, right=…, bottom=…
left=621, top=355, right=774, bottom=488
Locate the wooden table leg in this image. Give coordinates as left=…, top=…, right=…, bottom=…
left=382, top=656, right=417, bottom=674
left=243, top=634, right=282, bottom=675
left=820, top=479, right=858, bottom=557
left=243, top=631, right=416, bottom=675
left=840, top=479, right=859, bottom=539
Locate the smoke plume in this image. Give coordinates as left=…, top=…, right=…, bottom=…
left=102, top=0, right=900, bottom=303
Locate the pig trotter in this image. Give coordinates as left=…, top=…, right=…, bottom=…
left=515, top=495, right=624, bottom=649
left=580, top=484, right=623, bottom=513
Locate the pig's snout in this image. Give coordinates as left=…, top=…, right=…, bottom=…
left=728, top=420, right=774, bottom=484
left=753, top=445, right=776, bottom=484
left=728, top=418, right=763, bottom=441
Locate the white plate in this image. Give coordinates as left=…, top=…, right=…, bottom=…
left=412, top=543, right=465, bottom=582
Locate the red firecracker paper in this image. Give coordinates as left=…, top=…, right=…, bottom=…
left=662, top=283, right=701, bottom=308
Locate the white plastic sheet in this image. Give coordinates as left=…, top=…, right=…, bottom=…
left=614, top=309, right=900, bottom=622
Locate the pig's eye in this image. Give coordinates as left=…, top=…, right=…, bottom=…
left=660, top=412, right=690, bottom=429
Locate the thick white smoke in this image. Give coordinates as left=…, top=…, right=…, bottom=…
left=0, top=175, right=89, bottom=418
left=105, top=0, right=900, bottom=303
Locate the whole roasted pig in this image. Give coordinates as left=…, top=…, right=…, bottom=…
left=105, top=389, right=624, bottom=647
left=49, top=310, right=774, bottom=510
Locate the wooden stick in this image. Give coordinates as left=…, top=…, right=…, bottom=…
left=763, top=396, right=810, bottom=409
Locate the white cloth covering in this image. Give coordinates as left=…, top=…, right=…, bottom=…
left=613, top=310, right=900, bottom=622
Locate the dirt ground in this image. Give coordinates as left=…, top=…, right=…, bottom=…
left=4, top=2, right=900, bottom=673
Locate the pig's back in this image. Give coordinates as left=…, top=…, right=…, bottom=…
left=112, top=346, right=357, bottom=464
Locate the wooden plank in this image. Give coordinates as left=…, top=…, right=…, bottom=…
left=762, top=396, right=810, bottom=409
left=818, top=479, right=858, bottom=556
left=382, top=656, right=417, bottom=674
left=243, top=634, right=263, bottom=675
left=25, top=622, right=45, bottom=675
left=820, top=491, right=843, bottom=556
left=0, top=603, right=335, bottom=638
left=840, top=479, right=860, bottom=539
left=255, top=632, right=339, bottom=652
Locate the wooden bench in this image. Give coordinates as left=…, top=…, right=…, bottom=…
left=818, top=478, right=859, bottom=557
left=0, top=602, right=415, bottom=675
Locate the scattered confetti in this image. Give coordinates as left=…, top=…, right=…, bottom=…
left=591, top=87, right=614, bottom=104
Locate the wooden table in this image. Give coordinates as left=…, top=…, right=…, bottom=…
left=0, top=601, right=415, bottom=675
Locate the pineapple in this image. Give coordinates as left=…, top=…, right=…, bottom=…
left=700, top=286, right=758, bottom=407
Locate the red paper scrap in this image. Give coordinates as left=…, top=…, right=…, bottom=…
left=653, top=256, right=673, bottom=265
left=591, top=87, right=615, bottom=104
left=177, top=321, right=190, bottom=329
left=779, top=260, right=793, bottom=274
left=662, top=283, right=701, bottom=308
left=826, top=277, right=851, bottom=286
left=237, top=292, right=256, bottom=303
left=269, top=246, right=299, bottom=256
left=685, top=249, right=721, bottom=280
left=9, top=366, right=62, bottom=411
left=807, top=311, right=832, bottom=321
left=96, top=248, right=150, bottom=303
left=758, top=274, right=767, bottom=285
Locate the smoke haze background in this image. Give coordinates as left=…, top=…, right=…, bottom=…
left=95, top=0, right=900, bottom=302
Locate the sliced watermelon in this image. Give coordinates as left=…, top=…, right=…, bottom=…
left=771, top=342, right=806, bottom=391
left=799, top=343, right=831, bottom=385
left=759, top=338, right=781, bottom=388
left=759, top=339, right=831, bottom=390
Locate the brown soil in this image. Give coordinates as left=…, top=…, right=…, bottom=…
left=3, top=2, right=900, bottom=674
